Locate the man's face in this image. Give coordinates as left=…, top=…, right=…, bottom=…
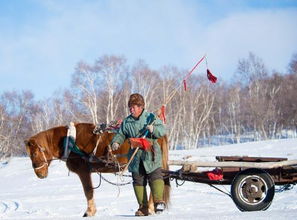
left=130, top=105, right=143, bottom=118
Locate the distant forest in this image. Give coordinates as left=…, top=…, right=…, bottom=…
left=1, top=52, right=297, bottom=160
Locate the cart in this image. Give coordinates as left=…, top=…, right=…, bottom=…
left=165, top=156, right=297, bottom=211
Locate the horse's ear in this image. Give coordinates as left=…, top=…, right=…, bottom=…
left=24, top=139, right=36, bottom=147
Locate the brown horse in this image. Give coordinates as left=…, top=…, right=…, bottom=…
left=25, top=123, right=170, bottom=217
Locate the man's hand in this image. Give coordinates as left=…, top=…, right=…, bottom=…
left=111, top=142, right=120, bottom=151
left=147, top=124, right=154, bottom=133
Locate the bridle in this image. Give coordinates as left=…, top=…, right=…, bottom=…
left=33, top=144, right=49, bottom=171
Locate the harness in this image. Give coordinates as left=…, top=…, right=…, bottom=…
left=60, top=121, right=122, bottom=169
left=60, top=121, right=146, bottom=189
left=62, top=120, right=122, bottom=161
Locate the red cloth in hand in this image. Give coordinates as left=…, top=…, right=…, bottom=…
left=129, top=138, right=152, bottom=151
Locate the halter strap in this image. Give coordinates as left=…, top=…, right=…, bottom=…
left=34, top=144, right=49, bottom=170
left=91, top=134, right=102, bottom=156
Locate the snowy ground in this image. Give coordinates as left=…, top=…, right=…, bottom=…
left=1, top=138, right=297, bottom=220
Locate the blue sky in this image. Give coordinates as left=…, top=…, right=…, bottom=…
left=0, top=0, right=297, bottom=99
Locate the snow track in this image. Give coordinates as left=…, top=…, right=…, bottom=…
left=0, top=200, right=20, bottom=217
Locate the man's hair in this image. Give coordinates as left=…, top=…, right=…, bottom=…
left=128, top=93, right=145, bottom=108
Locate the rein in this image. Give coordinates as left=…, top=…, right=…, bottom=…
left=93, top=172, right=133, bottom=189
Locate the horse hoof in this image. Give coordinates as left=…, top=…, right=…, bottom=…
left=83, top=211, right=96, bottom=217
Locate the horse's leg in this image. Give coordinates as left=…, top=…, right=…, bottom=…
left=148, top=192, right=155, bottom=214
left=77, top=170, right=97, bottom=217
left=67, top=159, right=97, bottom=217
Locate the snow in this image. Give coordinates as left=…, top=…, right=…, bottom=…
left=1, top=138, right=297, bottom=219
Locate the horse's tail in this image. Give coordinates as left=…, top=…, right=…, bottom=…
left=161, top=135, right=171, bottom=207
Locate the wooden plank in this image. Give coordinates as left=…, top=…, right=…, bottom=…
left=168, top=159, right=297, bottom=169
left=216, top=156, right=287, bottom=162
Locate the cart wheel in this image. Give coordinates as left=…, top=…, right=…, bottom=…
left=231, top=168, right=275, bottom=211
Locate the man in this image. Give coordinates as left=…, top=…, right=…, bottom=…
left=111, top=93, right=166, bottom=216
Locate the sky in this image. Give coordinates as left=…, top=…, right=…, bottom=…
left=0, top=0, right=297, bottom=99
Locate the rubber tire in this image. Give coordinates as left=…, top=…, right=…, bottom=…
left=231, top=168, right=275, bottom=211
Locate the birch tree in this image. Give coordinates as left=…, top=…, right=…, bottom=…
left=227, top=86, right=242, bottom=143
left=94, top=55, right=128, bottom=123
left=30, top=92, right=75, bottom=133
left=288, top=53, right=297, bottom=75
left=0, top=91, right=35, bottom=157
left=235, top=52, right=270, bottom=140
left=187, top=81, right=215, bottom=149
left=158, top=66, right=185, bottom=149
left=72, top=61, right=100, bottom=124
left=0, top=104, right=9, bottom=160
left=131, top=60, right=161, bottom=110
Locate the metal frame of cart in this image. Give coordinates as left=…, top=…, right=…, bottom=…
left=164, top=156, right=297, bottom=211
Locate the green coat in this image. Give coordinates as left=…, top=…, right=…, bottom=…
left=112, top=110, right=166, bottom=174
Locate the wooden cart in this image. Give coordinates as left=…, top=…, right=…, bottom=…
left=165, top=156, right=297, bottom=211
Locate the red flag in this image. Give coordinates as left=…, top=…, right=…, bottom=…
left=129, top=138, right=152, bottom=151
left=207, top=69, right=217, bottom=83
left=160, top=105, right=166, bottom=124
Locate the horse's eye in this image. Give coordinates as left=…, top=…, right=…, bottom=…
left=33, top=152, right=38, bottom=157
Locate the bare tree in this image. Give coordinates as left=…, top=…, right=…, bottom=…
left=0, top=104, right=9, bottom=160
left=94, top=55, right=128, bottom=123
left=2, top=52, right=297, bottom=160
left=0, top=90, right=36, bottom=158
left=168, top=76, right=215, bottom=149
left=30, top=91, right=75, bottom=133
left=235, top=52, right=270, bottom=140
left=131, top=60, right=162, bottom=111
left=227, top=86, right=242, bottom=143
left=277, top=72, right=297, bottom=135
left=186, top=79, right=215, bottom=149
left=158, top=66, right=185, bottom=149
left=288, top=53, right=297, bottom=75
left=236, top=52, right=268, bottom=85
left=71, top=61, right=100, bottom=124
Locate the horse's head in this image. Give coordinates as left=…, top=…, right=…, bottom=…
left=25, top=138, right=49, bottom=179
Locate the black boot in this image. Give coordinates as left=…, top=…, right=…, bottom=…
left=154, top=202, right=165, bottom=214
left=135, top=205, right=149, bottom=216
left=150, top=179, right=165, bottom=214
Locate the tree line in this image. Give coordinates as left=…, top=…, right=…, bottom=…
left=1, top=52, right=297, bottom=160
